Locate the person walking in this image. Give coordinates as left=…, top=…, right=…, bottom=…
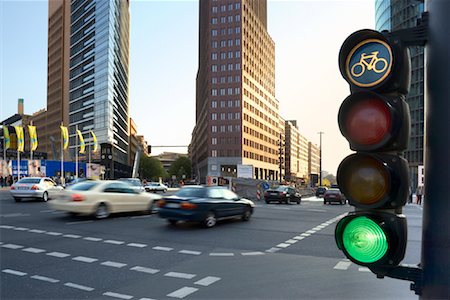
left=416, top=186, right=423, bottom=205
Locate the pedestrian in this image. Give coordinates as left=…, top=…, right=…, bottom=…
left=0, top=176, right=3, bottom=187
left=408, top=186, right=413, bottom=204
left=416, top=186, right=423, bottom=205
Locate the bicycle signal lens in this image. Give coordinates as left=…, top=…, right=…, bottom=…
left=345, top=98, right=391, bottom=146
left=342, top=216, right=388, bottom=264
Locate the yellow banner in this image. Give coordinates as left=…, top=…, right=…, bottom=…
left=60, top=125, right=69, bottom=150
left=90, top=130, right=98, bottom=153
left=3, top=125, right=10, bottom=150
left=14, top=126, right=24, bottom=152
left=77, top=130, right=85, bottom=154
left=28, top=125, right=38, bottom=151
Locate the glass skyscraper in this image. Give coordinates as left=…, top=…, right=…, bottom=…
left=375, top=0, right=425, bottom=190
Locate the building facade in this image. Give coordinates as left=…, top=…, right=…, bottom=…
left=375, top=0, right=425, bottom=190
left=308, top=142, right=320, bottom=186
left=191, top=0, right=280, bottom=183
left=284, top=120, right=308, bottom=184
left=46, top=0, right=131, bottom=178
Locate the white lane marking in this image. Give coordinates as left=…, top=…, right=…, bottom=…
left=139, top=298, right=156, bottom=300
left=241, top=251, right=265, bottom=256
left=165, top=272, right=196, bottom=279
left=1, top=213, right=30, bottom=217
left=2, top=269, right=27, bottom=276
left=285, top=239, right=298, bottom=244
left=103, top=292, right=133, bottom=299
left=22, top=247, right=46, bottom=254
left=265, top=247, right=280, bottom=253
left=167, top=287, right=199, bottom=299
left=29, top=229, right=45, bottom=233
left=104, top=240, right=125, bottom=245
left=130, top=266, right=160, bottom=274
left=153, top=246, right=173, bottom=251
left=83, top=237, right=102, bottom=242
left=333, top=260, right=352, bottom=270
left=276, top=243, right=290, bottom=248
left=66, top=220, right=94, bottom=225
left=46, top=252, right=70, bottom=258
left=127, top=243, right=147, bottom=248
left=209, top=252, right=234, bottom=256
left=2, top=244, right=23, bottom=249
left=0, top=225, right=14, bottom=229
left=293, top=236, right=305, bottom=240
left=31, top=275, right=60, bottom=283
left=306, top=230, right=316, bottom=234
left=72, top=256, right=98, bottom=263
left=359, top=267, right=371, bottom=272
left=179, top=250, right=202, bottom=255
left=63, top=234, right=81, bottom=239
left=13, top=227, right=29, bottom=231
left=64, top=282, right=94, bottom=291
left=194, top=276, right=221, bottom=286
left=300, top=233, right=311, bottom=237
left=101, top=261, right=127, bottom=268
left=46, top=231, right=62, bottom=236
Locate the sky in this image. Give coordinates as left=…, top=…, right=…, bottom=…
left=0, top=0, right=375, bottom=175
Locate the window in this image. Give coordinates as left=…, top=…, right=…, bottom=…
left=211, top=101, right=217, bottom=108
left=211, top=89, right=217, bottom=96
left=220, top=113, right=225, bottom=120
left=228, top=125, right=233, bottom=132
left=212, top=77, right=218, bottom=84
left=220, top=88, right=226, bottom=95
left=227, top=88, right=233, bottom=95
left=235, top=15, right=241, bottom=22
left=227, top=76, right=233, bottom=83
left=212, top=18, right=218, bottom=24
left=235, top=63, right=241, bottom=70
left=212, top=137, right=217, bottom=145
left=212, top=150, right=217, bottom=157
left=212, top=41, right=218, bottom=48
left=212, top=113, right=217, bottom=120
left=235, top=112, right=241, bottom=119
left=211, top=29, right=217, bottom=36
left=228, top=27, right=233, bottom=35
left=235, top=50, right=241, bottom=58
left=220, top=52, right=226, bottom=60
left=228, top=39, right=233, bottom=47
left=235, top=100, right=240, bottom=107
left=228, top=51, right=233, bottom=59
left=235, top=39, right=240, bottom=46
left=220, top=40, right=226, bottom=47
left=228, top=100, right=233, bottom=107
left=220, top=100, right=226, bottom=108
left=220, top=125, right=226, bottom=132
left=235, top=27, right=241, bottom=34
left=235, top=87, right=241, bottom=94
left=212, top=6, right=218, bottom=13
left=228, top=113, right=233, bottom=120
left=235, top=3, right=241, bottom=10
left=228, top=16, right=233, bottom=23
left=212, top=125, right=217, bottom=132
left=212, top=65, right=217, bottom=72
left=211, top=53, right=217, bottom=60
left=221, top=17, right=226, bottom=23
left=228, top=64, right=233, bottom=71
left=221, top=65, right=226, bottom=71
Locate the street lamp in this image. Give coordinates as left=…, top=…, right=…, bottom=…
left=318, top=131, right=324, bottom=186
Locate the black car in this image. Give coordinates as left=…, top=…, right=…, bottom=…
left=158, top=186, right=254, bottom=228
left=264, top=186, right=301, bottom=204
left=323, top=188, right=346, bottom=205
left=315, top=186, right=328, bottom=197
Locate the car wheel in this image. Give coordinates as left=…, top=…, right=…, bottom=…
left=203, top=211, right=217, bottom=228
left=14, top=197, right=21, bottom=202
left=42, top=192, right=49, bottom=202
left=148, top=202, right=157, bottom=214
left=163, top=189, right=167, bottom=193
left=286, top=198, right=291, bottom=205
left=168, top=219, right=177, bottom=225
left=95, top=203, right=110, bottom=219
left=241, top=207, right=252, bottom=221
left=297, top=199, right=301, bottom=205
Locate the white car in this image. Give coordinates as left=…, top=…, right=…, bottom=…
left=144, top=182, right=168, bottom=193
left=10, top=177, right=63, bottom=202
left=48, top=180, right=161, bottom=219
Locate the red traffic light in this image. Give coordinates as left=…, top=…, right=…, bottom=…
left=337, top=153, right=409, bottom=209
left=338, top=91, right=410, bottom=152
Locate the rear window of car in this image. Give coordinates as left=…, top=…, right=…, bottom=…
left=275, top=186, right=289, bottom=192
left=176, top=187, right=206, bottom=198
left=326, top=189, right=340, bottom=194
left=67, top=181, right=99, bottom=191
left=17, top=178, right=41, bottom=184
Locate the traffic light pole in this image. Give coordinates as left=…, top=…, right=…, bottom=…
left=421, top=0, right=450, bottom=298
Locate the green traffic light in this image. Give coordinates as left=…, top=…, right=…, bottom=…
left=342, top=216, right=388, bottom=263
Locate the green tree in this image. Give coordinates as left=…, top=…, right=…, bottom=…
left=168, top=156, right=191, bottom=180
left=139, top=155, right=165, bottom=181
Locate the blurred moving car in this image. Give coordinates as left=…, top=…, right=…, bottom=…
left=118, top=178, right=145, bottom=193
left=323, top=188, right=346, bottom=205
left=65, top=177, right=93, bottom=188
left=48, top=180, right=161, bottom=219
left=158, top=186, right=254, bottom=228
left=144, top=182, right=168, bottom=193
left=10, top=177, right=63, bottom=202
left=264, top=186, right=301, bottom=204
left=315, top=186, right=328, bottom=197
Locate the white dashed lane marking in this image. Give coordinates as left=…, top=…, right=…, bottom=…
left=103, top=292, right=133, bottom=299
left=22, top=247, right=46, bottom=254
left=194, top=276, right=221, bottom=286
left=2, top=269, right=27, bottom=276
left=72, top=256, right=98, bottom=263
left=63, top=234, right=81, bottom=239
left=64, top=282, right=95, bottom=291
left=179, top=250, right=202, bottom=255
left=101, top=261, right=127, bottom=268
left=104, top=240, right=125, bottom=245
left=241, top=251, right=265, bottom=256
left=127, top=243, right=147, bottom=248
left=209, top=253, right=234, bottom=256
left=83, top=237, right=102, bottom=242
left=152, top=246, right=173, bottom=251
left=130, top=266, right=160, bottom=274
left=46, top=252, right=70, bottom=258
left=333, top=259, right=352, bottom=270
left=31, top=275, right=60, bottom=283
left=2, top=244, right=24, bottom=249
left=165, top=272, right=196, bottom=279
left=167, top=287, right=199, bottom=299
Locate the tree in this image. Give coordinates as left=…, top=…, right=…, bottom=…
left=168, top=156, right=192, bottom=180
left=139, top=155, right=165, bottom=181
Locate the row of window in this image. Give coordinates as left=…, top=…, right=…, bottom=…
left=243, top=123, right=278, bottom=149
left=211, top=149, right=241, bottom=158
left=211, top=63, right=241, bottom=73
left=211, top=27, right=241, bottom=36
left=211, top=124, right=241, bottom=133
left=243, top=99, right=278, bottom=129
left=211, top=38, right=241, bottom=48
left=243, top=77, right=277, bottom=111
left=211, top=3, right=241, bottom=13
left=211, top=75, right=241, bottom=84
left=211, top=50, right=241, bottom=60
left=211, top=112, right=241, bottom=121
left=211, top=100, right=241, bottom=108
left=243, top=137, right=276, bottom=156
left=211, top=15, right=241, bottom=25
left=243, top=150, right=278, bottom=165
left=211, top=87, right=241, bottom=96
left=212, top=136, right=242, bottom=145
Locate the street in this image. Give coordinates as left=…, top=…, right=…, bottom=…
left=0, top=190, right=422, bottom=299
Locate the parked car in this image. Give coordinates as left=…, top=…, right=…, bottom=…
left=10, top=177, right=63, bottom=202
left=323, top=188, right=346, bottom=205
left=158, top=186, right=254, bottom=228
left=48, top=180, right=161, bottom=219
left=144, top=182, right=168, bottom=193
left=118, top=178, right=145, bottom=193
left=315, top=186, right=328, bottom=197
left=264, top=186, right=301, bottom=204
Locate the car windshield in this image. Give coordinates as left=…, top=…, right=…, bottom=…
left=275, top=186, right=289, bottom=192
left=17, top=178, right=41, bottom=184
left=176, top=187, right=206, bottom=198
left=67, top=181, right=99, bottom=191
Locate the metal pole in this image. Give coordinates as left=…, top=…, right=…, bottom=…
left=17, top=150, right=20, bottom=181
left=75, top=124, right=78, bottom=179
left=30, top=120, right=33, bottom=162
left=61, top=123, right=64, bottom=186
left=421, top=1, right=450, bottom=298
left=318, top=131, right=324, bottom=186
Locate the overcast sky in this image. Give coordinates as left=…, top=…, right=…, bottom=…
left=0, top=0, right=375, bottom=174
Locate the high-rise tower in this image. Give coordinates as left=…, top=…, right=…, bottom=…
left=191, top=0, right=280, bottom=183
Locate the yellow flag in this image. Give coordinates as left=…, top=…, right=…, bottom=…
left=14, top=126, right=25, bottom=152
left=77, top=129, right=85, bottom=154
left=3, top=125, right=10, bottom=150
left=90, top=130, right=98, bottom=153
left=28, top=125, right=38, bottom=151
left=60, top=125, right=69, bottom=150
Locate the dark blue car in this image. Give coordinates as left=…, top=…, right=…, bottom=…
left=158, top=186, right=255, bottom=228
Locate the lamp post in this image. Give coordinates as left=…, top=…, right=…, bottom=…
left=318, top=131, right=324, bottom=186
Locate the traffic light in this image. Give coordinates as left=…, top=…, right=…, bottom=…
left=335, top=29, right=411, bottom=275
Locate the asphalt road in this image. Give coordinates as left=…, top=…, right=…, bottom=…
left=0, top=190, right=423, bottom=299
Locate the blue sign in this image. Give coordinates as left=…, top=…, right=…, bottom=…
left=262, top=182, right=270, bottom=190
left=345, top=39, right=392, bottom=88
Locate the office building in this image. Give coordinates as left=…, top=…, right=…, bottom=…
left=46, top=0, right=131, bottom=178
left=375, top=0, right=425, bottom=189
left=191, top=0, right=280, bottom=183
left=284, top=120, right=309, bottom=184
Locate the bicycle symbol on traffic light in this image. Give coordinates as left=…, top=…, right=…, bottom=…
left=350, top=51, right=388, bottom=77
